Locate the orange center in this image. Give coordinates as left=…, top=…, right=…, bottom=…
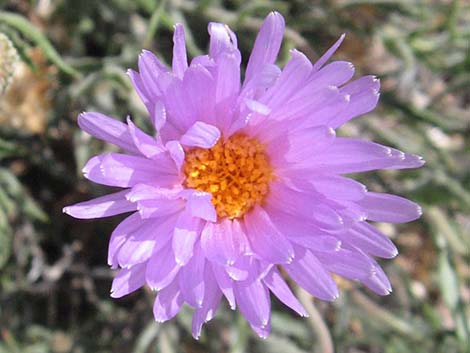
left=183, top=133, right=274, bottom=219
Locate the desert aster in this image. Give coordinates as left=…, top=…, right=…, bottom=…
left=64, top=12, right=423, bottom=338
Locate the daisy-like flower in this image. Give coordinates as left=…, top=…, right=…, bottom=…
left=64, top=12, right=423, bottom=338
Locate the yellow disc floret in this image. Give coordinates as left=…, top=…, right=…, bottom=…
left=183, top=133, right=274, bottom=219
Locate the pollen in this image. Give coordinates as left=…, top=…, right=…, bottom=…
left=183, top=133, right=274, bottom=219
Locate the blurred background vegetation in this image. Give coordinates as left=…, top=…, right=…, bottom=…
left=0, top=0, right=469, bottom=352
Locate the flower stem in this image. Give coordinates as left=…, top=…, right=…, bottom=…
left=230, top=311, right=249, bottom=353
left=296, top=286, right=334, bottom=353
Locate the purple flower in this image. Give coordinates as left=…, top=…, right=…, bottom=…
left=64, top=12, right=423, bottom=338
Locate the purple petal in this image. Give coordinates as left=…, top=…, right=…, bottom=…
left=208, top=22, right=238, bottom=58
left=312, top=34, right=346, bottom=71
left=268, top=126, right=336, bottom=166
left=284, top=247, right=339, bottom=301
left=332, top=199, right=367, bottom=225
left=138, top=50, right=168, bottom=100
left=128, top=69, right=152, bottom=114
left=192, top=266, right=222, bottom=339
left=254, top=92, right=347, bottom=144
left=201, top=219, right=249, bottom=266
left=270, top=85, right=340, bottom=122
left=289, top=235, right=342, bottom=253
left=303, top=93, right=350, bottom=129
left=311, top=204, right=345, bottom=231
left=116, top=235, right=156, bottom=268
left=153, top=280, right=184, bottom=322
left=341, top=75, right=380, bottom=95
left=165, top=140, right=185, bottom=172
left=292, top=138, right=423, bottom=174
left=213, top=52, right=241, bottom=133
left=252, top=88, right=342, bottom=143
left=126, top=184, right=182, bottom=202
left=225, top=255, right=271, bottom=283
left=263, top=267, right=308, bottom=317
left=245, top=11, right=285, bottom=83
left=83, top=153, right=177, bottom=188
left=252, top=321, right=271, bottom=339
left=126, top=117, right=165, bottom=159
left=82, top=155, right=107, bottom=185
left=108, top=213, right=143, bottom=268
left=190, top=54, right=213, bottom=67
left=151, top=100, right=167, bottom=131
left=313, top=247, right=375, bottom=280
left=334, top=222, right=398, bottom=259
left=356, top=192, right=422, bottom=223
left=146, top=243, right=180, bottom=290
left=201, top=221, right=233, bottom=266
left=240, top=63, right=281, bottom=101
left=331, top=88, right=379, bottom=128
left=63, top=190, right=135, bottom=219
left=211, top=263, right=236, bottom=309
left=260, top=50, right=312, bottom=111
left=234, top=279, right=271, bottom=336
left=309, top=175, right=367, bottom=201
left=244, top=98, right=271, bottom=116
left=362, top=260, right=392, bottom=295
left=182, top=65, right=216, bottom=125
left=244, top=206, right=294, bottom=264
left=191, top=309, right=206, bottom=340
left=127, top=185, right=184, bottom=219
left=173, top=209, right=202, bottom=265
left=110, top=262, right=146, bottom=298
left=201, top=270, right=223, bottom=322
left=78, top=112, right=140, bottom=154
left=172, top=23, right=188, bottom=79
left=266, top=182, right=344, bottom=231
left=308, top=61, right=355, bottom=88
left=116, top=215, right=176, bottom=268
left=137, top=198, right=184, bottom=219
left=180, top=189, right=217, bottom=222
left=264, top=206, right=322, bottom=239
left=126, top=185, right=183, bottom=219
left=389, top=148, right=425, bottom=169
left=179, top=244, right=206, bottom=307
left=161, top=77, right=191, bottom=137
left=180, top=121, right=221, bottom=148
left=225, top=255, right=251, bottom=281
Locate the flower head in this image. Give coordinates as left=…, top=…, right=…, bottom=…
left=64, top=12, right=423, bottom=339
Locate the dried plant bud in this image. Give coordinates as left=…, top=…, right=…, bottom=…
left=0, top=32, right=19, bottom=95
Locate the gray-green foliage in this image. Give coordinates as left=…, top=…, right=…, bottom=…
left=0, top=0, right=469, bottom=352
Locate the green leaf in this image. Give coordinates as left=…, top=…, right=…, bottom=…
left=0, top=11, right=80, bottom=78
left=256, top=334, right=309, bottom=353
left=438, top=253, right=459, bottom=311
left=0, top=168, right=48, bottom=222
left=132, top=322, right=160, bottom=353
left=0, top=208, right=12, bottom=269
